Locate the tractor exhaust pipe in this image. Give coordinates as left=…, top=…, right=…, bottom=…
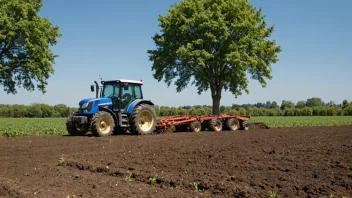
left=94, top=81, right=99, bottom=98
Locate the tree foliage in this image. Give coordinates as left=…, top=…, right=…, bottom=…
left=306, top=97, right=324, bottom=107
left=344, top=104, right=352, bottom=116
left=148, top=0, right=281, bottom=114
left=0, top=103, right=76, bottom=118
left=296, top=101, right=306, bottom=109
left=342, top=100, right=350, bottom=109
left=0, top=0, right=61, bottom=94
left=280, top=100, right=295, bottom=110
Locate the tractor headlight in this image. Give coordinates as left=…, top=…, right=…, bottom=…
left=81, top=102, right=89, bottom=108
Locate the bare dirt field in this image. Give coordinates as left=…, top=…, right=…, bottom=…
left=0, top=125, right=351, bottom=198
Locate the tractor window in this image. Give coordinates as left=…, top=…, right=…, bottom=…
left=120, top=84, right=134, bottom=110
left=134, top=85, right=142, bottom=99
left=102, top=84, right=113, bottom=98
left=121, top=84, right=133, bottom=99
left=102, top=84, right=119, bottom=98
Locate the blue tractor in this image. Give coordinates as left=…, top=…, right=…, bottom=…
left=66, top=79, right=157, bottom=136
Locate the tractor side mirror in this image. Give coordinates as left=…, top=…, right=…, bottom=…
left=90, top=85, right=94, bottom=92
left=123, top=82, right=128, bottom=90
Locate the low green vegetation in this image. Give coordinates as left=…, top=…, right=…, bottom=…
left=248, top=116, right=352, bottom=128
left=0, top=118, right=67, bottom=136
left=0, top=116, right=351, bottom=137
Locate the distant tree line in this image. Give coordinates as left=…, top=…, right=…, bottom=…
left=0, top=104, right=77, bottom=118
left=0, top=97, right=352, bottom=118
left=154, top=98, right=352, bottom=117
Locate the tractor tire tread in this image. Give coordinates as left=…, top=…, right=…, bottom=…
left=189, top=121, right=201, bottom=132
left=208, top=118, right=223, bottom=132
left=90, top=111, right=115, bottom=137
left=240, top=121, right=249, bottom=130
left=130, top=104, right=157, bottom=135
left=225, top=118, right=239, bottom=131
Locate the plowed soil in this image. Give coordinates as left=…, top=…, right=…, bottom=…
left=0, top=125, right=351, bottom=198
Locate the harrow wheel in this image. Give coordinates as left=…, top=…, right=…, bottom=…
left=208, top=118, right=222, bottom=132
left=130, top=104, right=157, bottom=135
left=240, top=121, right=249, bottom=130
left=189, top=121, right=201, bottom=132
left=225, top=118, right=239, bottom=131
left=90, top=111, right=115, bottom=137
left=66, top=114, right=88, bottom=136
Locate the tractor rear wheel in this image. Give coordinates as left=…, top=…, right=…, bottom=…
left=208, top=118, right=223, bottom=132
left=189, top=121, right=201, bottom=132
left=90, top=111, right=115, bottom=137
left=66, top=114, right=88, bottom=136
left=130, top=104, right=157, bottom=135
left=225, top=118, right=239, bottom=131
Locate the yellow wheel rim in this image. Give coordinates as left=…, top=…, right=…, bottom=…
left=98, top=117, right=111, bottom=134
left=138, top=110, right=154, bottom=132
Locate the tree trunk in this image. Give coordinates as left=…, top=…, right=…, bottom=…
left=210, top=83, right=223, bottom=115
left=212, top=96, right=221, bottom=115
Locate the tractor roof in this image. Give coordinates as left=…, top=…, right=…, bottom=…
left=102, top=79, right=143, bottom=85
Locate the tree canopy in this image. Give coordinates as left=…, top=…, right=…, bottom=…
left=148, top=0, right=281, bottom=114
left=0, top=0, right=61, bottom=94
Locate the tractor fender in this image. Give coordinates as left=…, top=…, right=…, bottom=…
left=126, top=99, right=154, bottom=114
left=98, top=106, right=118, bottom=124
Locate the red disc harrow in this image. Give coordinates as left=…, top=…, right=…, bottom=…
left=156, top=113, right=251, bottom=133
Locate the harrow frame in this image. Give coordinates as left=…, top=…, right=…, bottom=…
left=156, top=113, right=251, bottom=133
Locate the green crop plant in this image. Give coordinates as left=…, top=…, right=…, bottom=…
left=125, top=172, right=133, bottom=182
left=268, top=191, right=278, bottom=198
left=225, top=175, right=233, bottom=181
left=190, top=181, right=200, bottom=192
left=56, top=155, right=65, bottom=166
left=175, top=184, right=181, bottom=190
left=148, top=176, right=157, bottom=184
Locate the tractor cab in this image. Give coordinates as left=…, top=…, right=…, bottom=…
left=91, top=79, right=144, bottom=113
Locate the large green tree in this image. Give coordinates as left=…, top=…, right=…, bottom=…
left=305, top=97, right=324, bottom=107
left=148, top=0, right=281, bottom=114
left=0, top=0, right=61, bottom=94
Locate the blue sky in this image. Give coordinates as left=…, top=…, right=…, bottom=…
left=1, top=0, right=351, bottom=107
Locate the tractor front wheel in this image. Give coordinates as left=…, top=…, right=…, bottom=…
left=90, top=111, right=115, bottom=137
left=130, top=104, right=157, bottom=135
left=66, top=114, right=88, bottom=136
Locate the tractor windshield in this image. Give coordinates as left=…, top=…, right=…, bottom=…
left=102, top=83, right=120, bottom=98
